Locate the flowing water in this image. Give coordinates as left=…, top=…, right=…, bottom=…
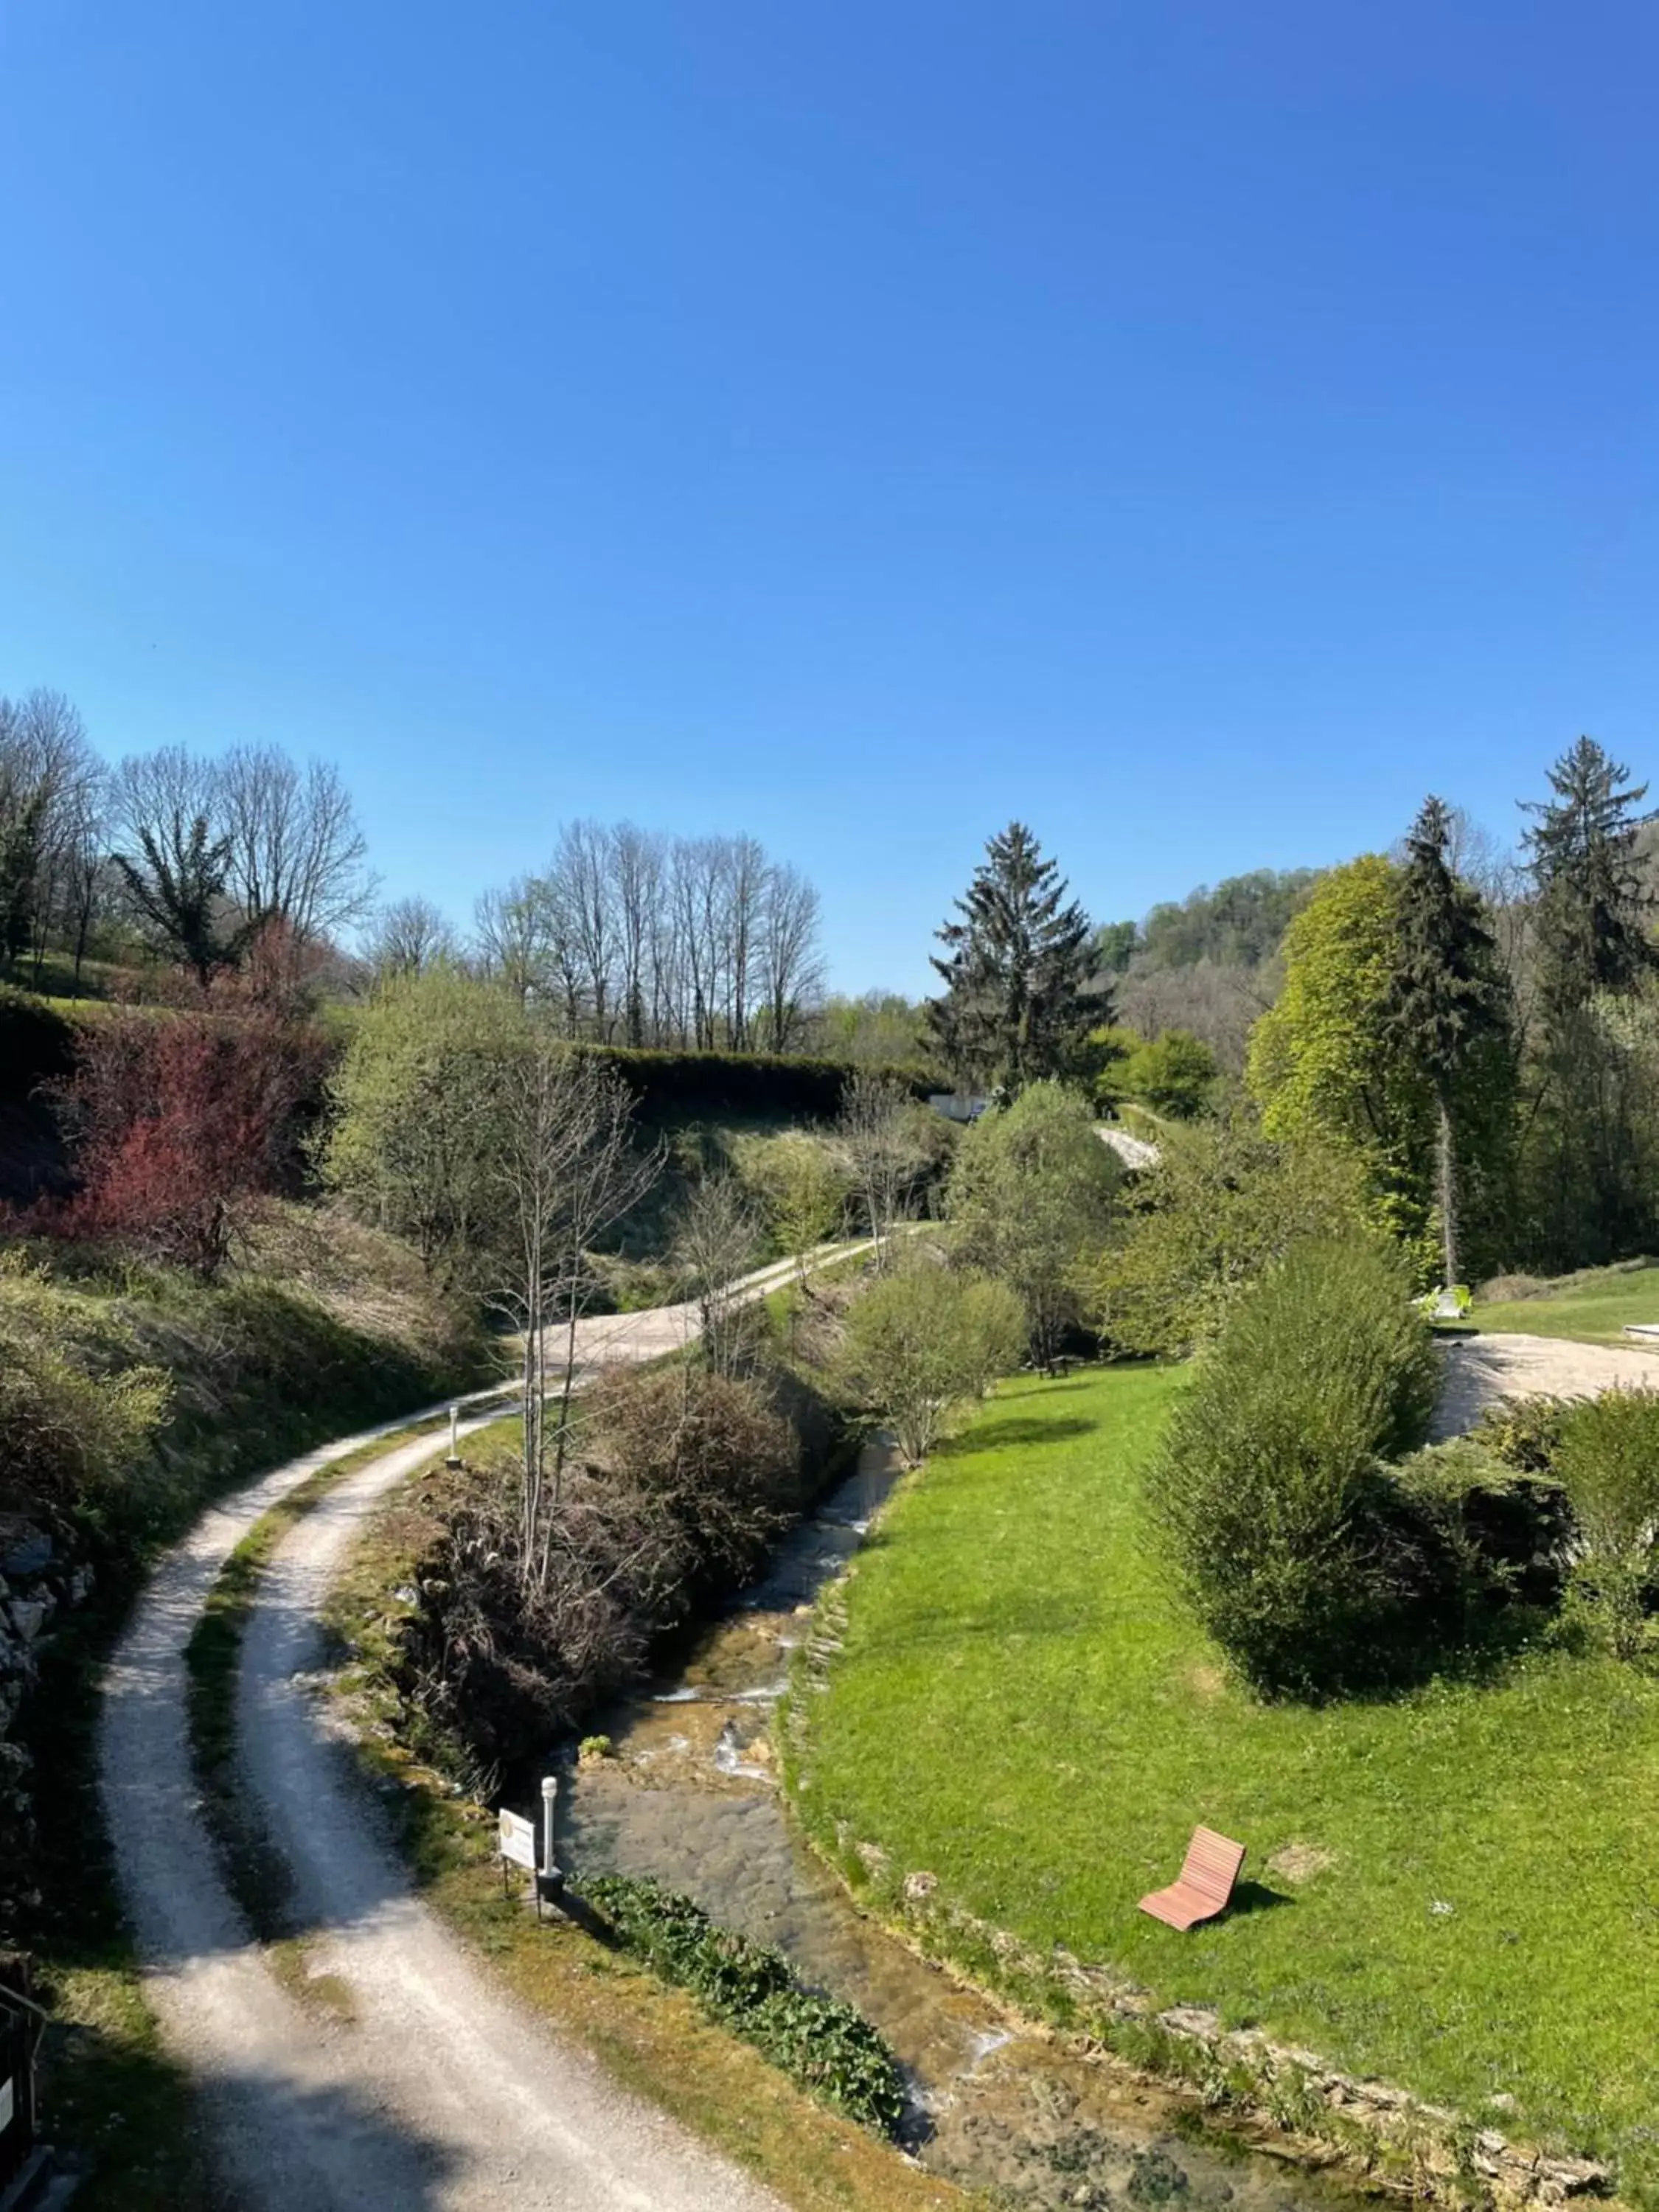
left=559, top=1442, right=1371, bottom=2212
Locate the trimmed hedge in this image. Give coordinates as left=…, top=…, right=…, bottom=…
left=568, top=1043, right=940, bottom=1123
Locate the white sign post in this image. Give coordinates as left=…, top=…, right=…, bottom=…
left=498, top=1809, right=536, bottom=1898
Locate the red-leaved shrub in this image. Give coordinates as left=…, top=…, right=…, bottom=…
left=43, top=1004, right=328, bottom=1275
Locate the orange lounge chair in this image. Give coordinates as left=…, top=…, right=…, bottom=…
left=1138, top=1826, right=1245, bottom=1930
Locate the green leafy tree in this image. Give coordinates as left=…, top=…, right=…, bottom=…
left=321, top=965, right=528, bottom=1282
left=1092, top=918, right=1139, bottom=972
left=838, top=1258, right=1026, bottom=1465
left=1077, top=1021, right=1142, bottom=1113
left=1387, top=794, right=1517, bottom=1290
left=926, top=823, right=1098, bottom=1093
left=1138, top=868, right=1321, bottom=971
left=1119, top=1029, right=1218, bottom=1119
left=745, top=1130, right=848, bottom=1283
left=1092, top=1115, right=1368, bottom=1356
left=1246, top=855, right=1433, bottom=1259
left=947, top=1079, right=1119, bottom=1366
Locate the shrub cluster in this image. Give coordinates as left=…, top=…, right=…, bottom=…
left=0, top=1250, right=170, bottom=1523
left=408, top=1365, right=818, bottom=1772
left=1092, top=1118, right=1370, bottom=1358
left=585, top=1873, right=905, bottom=2135
left=1150, top=1236, right=1444, bottom=1696
left=1523, top=1390, right=1659, bottom=1658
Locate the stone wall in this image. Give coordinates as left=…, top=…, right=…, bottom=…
left=0, top=1517, right=92, bottom=1942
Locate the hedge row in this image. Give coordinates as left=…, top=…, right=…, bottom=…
left=1, top=978, right=945, bottom=1127
left=566, top=1043, right=942, bottom=1122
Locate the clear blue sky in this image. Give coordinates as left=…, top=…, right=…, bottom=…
left=4, top=3, right=1657, bottom=992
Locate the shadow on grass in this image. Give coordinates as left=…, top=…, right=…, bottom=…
left=935, top=1414, right=1101, bottom=1455
left=1224, top=1880, right=1293, bottom=1920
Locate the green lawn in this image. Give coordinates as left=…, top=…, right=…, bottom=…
left=1468, top=1258, right=1659, bottom=1344
left=800, top=1366, right=1659, bottom=2197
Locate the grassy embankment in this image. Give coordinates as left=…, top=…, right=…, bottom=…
left=1467, top=1258, right=1659, bottom=1346
left=790, top=1364, right=1659, bottom=2204
left=312, top=1421, right=964, bottom=2212
left=15, top=1211, right=492, bottom=2212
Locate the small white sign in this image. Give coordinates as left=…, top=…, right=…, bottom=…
left=0, top=2071, right=13, bottom=2132
left=498, top=1809, right=537, bottom=1872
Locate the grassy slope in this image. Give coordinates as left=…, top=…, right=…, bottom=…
left=1468, top=1258, right=1659, bottom=1344
left=799, top=1367, right=1659, bottom=2199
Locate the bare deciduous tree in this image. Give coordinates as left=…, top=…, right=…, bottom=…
left=758, top=862, right=825, bottom=1051
left=672, top=1174, right=762, bottom=1377
left=0, top=689, right=108, bottom=982
left=471, top=821, right=827, bottom=1053
left=838, top=1068, right=926, bottom=1267
left=473, top=877, right=551, bottom=1004
left=364, top=893, right=458, bottom=978
left=493, top=1047, right=661, bottom=1593
left=218, top=745, right=376, bottom=943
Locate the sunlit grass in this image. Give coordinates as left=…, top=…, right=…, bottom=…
left=1468, top=1258, right=1659, bottom=1346
left=800, top=1365, right=1659, bottom=2199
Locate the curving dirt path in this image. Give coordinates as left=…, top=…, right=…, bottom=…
left=1433, top=1329, right=1659, bottom=1439
left=97, top=1258, right=856, bottom=2210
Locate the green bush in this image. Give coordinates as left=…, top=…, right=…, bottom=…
left=837, top=1259, right=1026, bottom=1465
left=586, top=1873, right=905, bottom=2135
left=1472, top=1391, right=1579, bottom=1476
left=1149, top=1236, right=1441, bottom=1697
left=0, top=1249, right=170, bottom=1518
left=1550, top=1389, right=1659, bottom=1658
left=947, top=1080, right=1119, bottom=1366
left=1092, top=1118, right=1370, bottom=1357
left=1391, top=1437, right=1572, bottom=1612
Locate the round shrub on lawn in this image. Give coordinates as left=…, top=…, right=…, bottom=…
left=1147, top=1234, right=1441, bottom=1697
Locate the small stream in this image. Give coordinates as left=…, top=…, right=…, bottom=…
left=557, top=1441, right=1371, bottom=2212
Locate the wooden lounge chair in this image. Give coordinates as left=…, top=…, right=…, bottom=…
left=1138, top=1826, right=1246, bottom=1930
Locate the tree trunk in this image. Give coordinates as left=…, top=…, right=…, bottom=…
left=1435, top=1089, right=1459, bottom=1290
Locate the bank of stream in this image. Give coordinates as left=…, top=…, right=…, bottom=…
left=549, top=1439, right=1377, bottom=2212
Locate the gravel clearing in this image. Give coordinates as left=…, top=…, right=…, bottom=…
left=99, top=1285, right=804, bottom=2212
left=1433, top=1329, right=1659, bottom=1438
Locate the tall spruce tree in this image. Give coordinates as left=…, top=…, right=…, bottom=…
left=926, top=823, right=1097, bottom=1092
left=1388, top=795, right=1514, bottom=1289
left=1518, top=739, right=1658, bottom=1267
left=1523, top=737, right=1655, bottom=1015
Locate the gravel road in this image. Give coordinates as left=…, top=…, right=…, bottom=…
left=1433, top=1329, right=1659, bottom=1438
left=97, top=1268, right=828, bottom=2211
